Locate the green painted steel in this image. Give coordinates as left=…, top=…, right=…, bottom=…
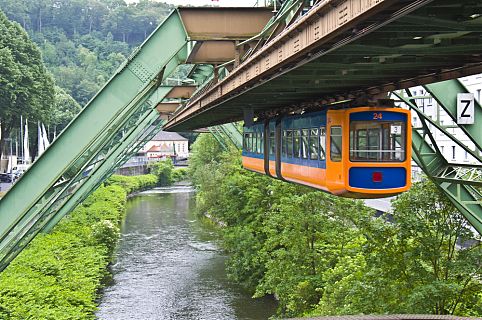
left=208, top=126, right=228, bottom=150
left=219, top=123, right=243, bottom=149
left=40, top=87, right=172, bottom=234
left=41, top=112, right=166, bottom=236
left=0, top=10, right=188, bottom=270
left=424, top=80, right=482, bottom=152
left=394, top=89, right=482, bottom=234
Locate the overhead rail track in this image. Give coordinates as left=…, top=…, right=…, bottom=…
left=164, top=0, right=482, bottom=131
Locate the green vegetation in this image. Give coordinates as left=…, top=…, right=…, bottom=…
left=0, top=174, right=157, bottom=319
left=149, top=158, right=189, bottom=186
left=105, top=173, right=158, bottom=194
left=0, top=9, right=81, bottom=159
left=189, top=134, right=482, bottom=318
left=0, top=0, right=173, bottom=107
left=0, top=9, right=54, bottom=156
left=0, top=1, right=190, bottom=156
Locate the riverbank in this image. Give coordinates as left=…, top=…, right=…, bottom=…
left=0, top=174, right=157, bottom=319
left=96, top=185, right=277, bottom=319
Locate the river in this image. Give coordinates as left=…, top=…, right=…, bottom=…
left=96, top=185, right=277, bottom=320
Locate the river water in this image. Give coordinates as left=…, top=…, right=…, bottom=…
left=97, top=186, right=276, bottom=320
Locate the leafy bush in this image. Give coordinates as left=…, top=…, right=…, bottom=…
left=0, top=175, right=155, bottom=319
left=105, top=174, right=157, bottom=194
left=189, top=134, right=482, bottom=318
left=172, top=168, right=188, bottom=182
left=149, top=159, right=174, bottom=186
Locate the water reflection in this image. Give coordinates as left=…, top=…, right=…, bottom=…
left=97, top=186, right=276, bottom=320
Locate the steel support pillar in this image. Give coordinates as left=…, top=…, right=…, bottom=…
left=0, top=10, right=188, bottom=270
left=394, top=87, right=482, bottom=234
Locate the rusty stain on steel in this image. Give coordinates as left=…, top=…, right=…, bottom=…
left=186, top=41, right=236, bottom=64
left=165, top=86, right=197, bottom=99
left=178, top=7, right=273, bottom=40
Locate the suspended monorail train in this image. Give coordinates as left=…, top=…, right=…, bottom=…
left=242, top=107, right=412, bottom=198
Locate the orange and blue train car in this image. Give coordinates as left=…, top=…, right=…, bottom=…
left=242, top=106, right=412, bottom=198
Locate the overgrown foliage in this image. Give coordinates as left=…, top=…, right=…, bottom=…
left=0, top=0, right=173, bottom=106
left=0, top=174, right=157, bottom=319
left=189, top=134, right=482, bottom=318
left=105, top=173, right=157, bottom=194
left=149, top=159, right=188, bottom=186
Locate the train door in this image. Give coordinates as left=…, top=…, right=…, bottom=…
left=326, top=110, right=346, bottom=194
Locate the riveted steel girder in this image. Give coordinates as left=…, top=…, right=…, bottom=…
left=394, top=88, right=482, bottom=234
left=0, top=10, right=189, bottom=271
left=166, top=0, right=482, bottom=131
left=218, top=123, right=243, bottom=149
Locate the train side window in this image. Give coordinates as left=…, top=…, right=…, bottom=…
left=243, top=133, right=249, bottom=150
left=319, top=127, right=326, bottom=160
left=286, top=130, right=293, bottom=157
left=330, top=126, right=342, bottom=162
left=250, top=132, right=255, bottom=153
left=309, top=128, right=318, bottom=160
left=269, top=130, right=275, bottom=156
left=293, top=130, right=301, bottom=158
left=251, top=132, right=256, bottom=153
left=254, top=132, right=258, bottom=153
left=282, top=131, right=287, bottom=157
left=257, top=132, right=263, bottom=154
left=367, top=128, right=380, bottom=160
left=301, top=129, right=309, bottom=159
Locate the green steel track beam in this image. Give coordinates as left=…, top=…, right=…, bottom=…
left=41, top=113, right=166, bottom=235
left=0, top=10, right=189, bottom=271
left=424, top=80, right=482, bottom=153
left=219, top=123, right=242, bottom=149
left=393, top=89, right=482, bottom=234
left=208, top=126, right=228, bottom=150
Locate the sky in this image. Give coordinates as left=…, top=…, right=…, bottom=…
left=125, top=0, right=263, bottom=7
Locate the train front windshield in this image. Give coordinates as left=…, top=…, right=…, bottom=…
left=349, top=120, right=406, bottom=162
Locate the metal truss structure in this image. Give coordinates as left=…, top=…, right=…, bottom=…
left=1, top=1, right=482, bottom=272
left=209, top=123, right=243, bottom=150
left=0, top=11, right=189, bottom=271
left=393, top=79, right=482, bottom=234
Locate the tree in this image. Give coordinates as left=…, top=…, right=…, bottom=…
left=188, top=132, right=482, bottom=318
left=386, top=180, right=482, bottom=315
left=50, top=86, right=82, bottom=135
left=313, top=180, right=482, bottom=316
left=0, top=10, right=55, bottom=158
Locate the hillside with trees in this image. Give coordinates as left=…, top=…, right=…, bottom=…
left=0, top=0, right=173, bottom=159
left=0, top=0, right=173, bottom=106
left=0, top=10, right=56, bottom=158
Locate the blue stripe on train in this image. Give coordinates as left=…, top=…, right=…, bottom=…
left=349, top=167, right=406, bottom=189
left=242, top=152, right=326, bottom=169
